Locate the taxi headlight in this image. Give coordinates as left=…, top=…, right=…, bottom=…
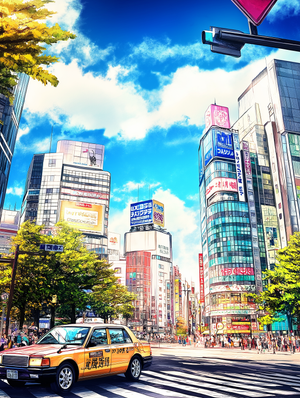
left=29, top=357, right=50, bottom=367
left=0, top=355, right=2, bottom=365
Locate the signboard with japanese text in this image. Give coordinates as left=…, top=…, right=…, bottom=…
left=205, top=104, right=231, bottom=133
left=199, top=254, right=205, bottom=303
left=232, top=133, right=245, bottom=201
left=60, top=201, right=104, bottom=234
left=206, top=177, right=238, bottom=199
left=213, top=130, right=235, bottom=161
left=153, top=200, right=164, bottom=227
left=130, top=200, right=153, bottom=226
left=220, top=267, right=254, bottom=276
left=61, top=188, right=109, bottom=201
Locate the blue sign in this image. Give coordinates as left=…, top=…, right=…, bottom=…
left=204, top=148, right=213, bottom=166
left=40, top=244, right=64, bottom=252
left=130, top=200, right=153, bottom=226
left=213, top=130, right=235, bottom=161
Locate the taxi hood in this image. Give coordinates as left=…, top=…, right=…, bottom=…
left=3, top=344, right=80, bottom=356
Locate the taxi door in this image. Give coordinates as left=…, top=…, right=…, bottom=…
left=83, top=328, right=111, bottom=377
left=108, top=328, right=134, bottom=373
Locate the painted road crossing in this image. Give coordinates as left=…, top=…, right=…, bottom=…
left=1, top=356, right=300, bottom=397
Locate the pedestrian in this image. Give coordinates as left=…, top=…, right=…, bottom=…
left=257, top=338, right=262, bottom=354
left=21, top=332, right=29, bottom=346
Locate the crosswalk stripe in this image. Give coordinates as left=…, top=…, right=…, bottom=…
left=194, top=371, right=281, bottom=387
left=101, top=380, right=236, bottom=398
left=262, top=373, right=300, bottom=381
left=98, top=384, right=153, bottom=398
left=166, top=370, right=280, bottom=388
left=0, top=390, right=10, bottom=398
left=72, top=386, right=108, bottom=398
left=141, top=372, right=271, bottom=398
left=245, top=373, right=300, bottom=386
left=27, top=389, right=61, bottom=398
left=133, top=382, right=193, bottom=397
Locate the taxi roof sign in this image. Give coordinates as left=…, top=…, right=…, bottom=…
left=231, top=0, right=278, bottom=26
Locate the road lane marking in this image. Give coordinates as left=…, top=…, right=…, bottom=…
left=72, top=386, right=108, bottom=398
left=28, top=389, right=62, bottom=398
left=0, top=390, right=10, bottom=398
left=142, top=371, right=272, bottom=397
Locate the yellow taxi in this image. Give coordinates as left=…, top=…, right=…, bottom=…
left=0, top=323, right=152, bottom=393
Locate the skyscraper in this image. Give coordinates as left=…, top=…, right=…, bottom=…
left=21, top=140, right=110, bottom=257
left=0, top=74, right=29, bottom=217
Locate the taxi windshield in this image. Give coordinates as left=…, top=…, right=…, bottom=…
left=37, top=326, right=90, bottom=346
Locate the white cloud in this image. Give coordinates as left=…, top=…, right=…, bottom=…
left=187, top=194, right=198, bottom=201
left=109, top=187, right=200, bottom=286
left=6, top=187, right=23, bottom=196
left=268, top=0, right=300, bottom=21
left=131, top=38, right=212, bottom=62
left=16, top=137, right=51, bottom=154
left=16, top=126, right=30, bottom=141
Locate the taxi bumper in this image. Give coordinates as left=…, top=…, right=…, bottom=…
left=0, top=365, right=57, bottom=383
left=142, top=355, right=152, bottom=369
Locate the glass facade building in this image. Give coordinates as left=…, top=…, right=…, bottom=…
left=0, top=74, right=29, bottom=217
left=199, top=105, right=259, bottom=336
left=21, top=140, right=111, bottom=257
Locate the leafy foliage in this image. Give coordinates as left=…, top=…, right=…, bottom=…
left=0, top=221, right=134, bottom=327
left=0, top=0, right=76, bottom=103
left=251, top=232, right=300, bottom=328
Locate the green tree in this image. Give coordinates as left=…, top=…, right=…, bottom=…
left=0, top=0, right=76, bottom=104
left=251, top=232, right=300, bottom=331
left=91, top=282, right=136, bottom=323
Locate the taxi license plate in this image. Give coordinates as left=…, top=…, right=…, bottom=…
left=7, top=370, right=18, bottom=379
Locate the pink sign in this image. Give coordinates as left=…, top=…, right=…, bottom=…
left=199, top=254, right=204, bottom=304
left=205, top=104, right=231, bottom=132
left=221, top=268, right=254, bottom=276
left=206, top=177, right=238, bottom=199
left=242, top=141, right=252, bottom=178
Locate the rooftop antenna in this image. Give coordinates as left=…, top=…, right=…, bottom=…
left=14, top=203, right=16, bottom=211
left=149, top=185, right=150, bottom=199
left=49, top=125, right=53, bottom=153
left=214, top=98, right=216, bottom=105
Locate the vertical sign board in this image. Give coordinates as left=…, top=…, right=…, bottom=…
left=199, top=254, right=205, bottom=303
left=233, top=133, right=245, bottom=201
left=213, top=129, right=235, bottom=161
left=242, top=141, right=263, bottom=293
left=205, top=104, right=231, bottom=133
left=130, top=200, right=153, bottom=226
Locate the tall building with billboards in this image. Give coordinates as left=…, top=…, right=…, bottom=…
left=0, top=74, right=29, bottom=217
left=124, top=199, right=173, bottom=333
left=235, top=59, right=300, bottom=248
left=20, top=140, right=110, bottom=257
left=199, top=104, right=258, bottom=336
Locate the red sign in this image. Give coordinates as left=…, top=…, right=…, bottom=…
left=206, top=177, right=238, bottom=198
left=221, top=267, right=254, bottom=276
left=199, top=254, right=205, bottom=303
left=75, top=202, right=92, bottom=208
left=231, top=0, right=277, bottom=26
left=232, top=324, right=250, bottom=330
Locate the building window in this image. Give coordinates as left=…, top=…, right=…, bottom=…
left=44, top=210, right=50, bottom=215
left=49, top=175, right=55, bottom=182
left=114, top=267, right=121, bottom=274
left=159, top=272, right=164, bottom=277
left=46, top=188, right=53, bottom=194
left=158, top=264, right=164, bottom=269
left=48, top=159, right=56, bottom=167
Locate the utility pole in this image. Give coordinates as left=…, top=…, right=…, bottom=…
left=5, top=245, right=19, bottom=336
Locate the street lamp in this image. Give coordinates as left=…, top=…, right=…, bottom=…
left=182, top=282, right=191, bottom=335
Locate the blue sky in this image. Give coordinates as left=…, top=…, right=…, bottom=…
left=5, top=0, right=300, bottom=285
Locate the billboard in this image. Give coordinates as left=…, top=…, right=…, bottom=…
left=153, top=200, right=164, bottom=227
left=61, top=188, right=109, bottom=201
left=232, top=133, right=245, bottom=202
left=108, top=232, right=121, bottom=261
left=205, top=104, right=231, bottom=132
left=213, top=129, right=235, bottom=161
left=199, top=254, right=204, bottom=303
left=206, top=177, right=238, bottom=199
left=157, top=231, right=170, bottom=258
left=60, top=201, right=104, bottom=234
left=130, top=200, right=164, bottom=227
left=57, top=141, right=104, bottom=169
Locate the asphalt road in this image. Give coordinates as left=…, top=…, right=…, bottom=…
left=1, top=347, right=300, bottom=398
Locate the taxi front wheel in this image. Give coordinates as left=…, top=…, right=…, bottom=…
left=51, top=362, right=75, bottom=394
left=125, top=356, right=142, bottom=381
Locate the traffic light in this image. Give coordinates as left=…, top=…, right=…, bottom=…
left=202, top=27, right=244, bottom=57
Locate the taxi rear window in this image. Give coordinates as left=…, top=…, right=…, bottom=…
left=109, top=328, right=132, bottom=344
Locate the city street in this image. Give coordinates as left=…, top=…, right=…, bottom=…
left=1, top=347, right=300, bottom=398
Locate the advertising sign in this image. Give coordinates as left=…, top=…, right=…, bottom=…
left=221, top=267, right=254, bottom=276
left=242, top=141, right=262, bottom=293
left=153, top=200, right=164, bottom=227
left=206, top=177, right=238, bottom=199
left=130, top=200, right=164, bottom=227
left=205, top=104, right=231, bottom=132
left=61, top=188, right=109, bottom=201
left=232, top=132, right=245, bottom=201
left=60, top=201, right=104, bottom=234
left=108, top=232, right=121, bottom=250
left=199, top=254, right=205, bottom=303
left=213, top=130, right=235, bottom=161
left=130, top=200, right=153, bottom=226
left=174, top=279, right=180, bottom=318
